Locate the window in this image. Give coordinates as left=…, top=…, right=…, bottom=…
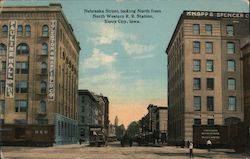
left=15, top=100, right=28, bottom=112
left=227, top=42, right=235, bottom=54
left=16, top=43, right=29, bottom=55
left=228, top=96, right=236, bottom=111
left=226, top=25, right=234, bottom=36
left=2, top=25, right=8, bottom=36
left=81, top=116, right=85, bottom=123
left=37, top=119, right=48, bottom=125
left=193, top=41, right=200, bottom=53
left=81, top=96, right=85, bottom=103
left=193, top=78, right=201, bottom=90
left=41, top=62, right=48, bottom=74
left=15, top=120, right=27, bottom=124
left=207, top=78, right=214, bottom=90
left=80, top=128, right=85, bottom=137
left=25, top=25, right=31, bottom=36
left=17, top=25, right=23, bottom=36
left=228, top=78, right=236, bottom=90
left=208, top=119, right=214, bottom=126
left=193, top=60, right=201, bottom=72
left=40, top=81, right=47, bottom=93
left=206, top=60, right=214, bottom=72
left=194, top=119, right=201, bottom=125
left=205, top=42, right=213, bottom=53
left=205, top=24, right=212, bottom=35
left=227, top=60, right=235, bottom=72
left=42, top=43, right=48, bottom=55
left=40, top=100, right=46, bottom=112
left=0, top=43, right=7, bottom=55
left=15, top=81, right=28, bottom=93
left=193, top=24, right=200, bottom=35
left=194, top=96, right=201, bottom=111
left=0, top=100, right=5, bottom=114
left=207, top=96, right=214, bottom=111
left=42, top=25, right=49, bottom=36
left=82, top=106, right=84, bottom=113
left=0, top=81, right=5, bottom=94
left=1, top=61, right=6, bottom=73
left=16, top=62, right=28, bottom=74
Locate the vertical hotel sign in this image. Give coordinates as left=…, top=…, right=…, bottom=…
left=5, top=21, right=17, bottom=98
left=48, top=20, right=57, bottom=101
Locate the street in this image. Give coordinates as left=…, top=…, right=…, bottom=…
left=1, top=142, right=249, bottom=159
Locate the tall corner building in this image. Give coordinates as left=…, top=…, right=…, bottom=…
left=165, top=11, right=249, bottom=144
left=0, top=3, right=81, bottom=145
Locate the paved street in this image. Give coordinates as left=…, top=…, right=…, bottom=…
left=1, top=142, right=249, bottom=159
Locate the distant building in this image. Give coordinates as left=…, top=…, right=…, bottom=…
left=147, top=104, right=157, bottom=133
left=108, top=124, right=116, bottom=139
left=114, top=116, right=118, bottom=127
left=166, top=10, right=249, bottom=144
left=78, top=90, right=98, bottom=142
left=140, top=104, right=168, bottom=143
left=78, top=90, right=109, bottom=142
left=0, top=3, right=80, bottom=145
left=103, top=97, right=110, bottom=134
left=155, top=107, right=168, bottom=141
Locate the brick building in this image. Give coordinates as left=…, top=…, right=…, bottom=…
left=166, top=11, right=249, bottom=144
left=0, top=3, right=80, bottom=145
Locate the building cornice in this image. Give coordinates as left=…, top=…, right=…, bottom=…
left=1, top=3, right=81, bottom=53
left=165, top=10, right=250, bottom=55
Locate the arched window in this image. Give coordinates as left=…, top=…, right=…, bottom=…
left=25, top=25, right=31, bottom=36
left=17, top=25, right=23, bottom=36
left=40, top=100, right=46, bottom=112
left=2, top=25, right=8, bottom=36
left=0, top=43, right=7, bottom=55
left=42, top=43, right=48, bottom=55
left=42, top=25, right=49, bottom=36
left=16, top=43, right=29, bottom=55
left=41, top=62, right=47, bottom=74
left=40, top=81, right=47, bottom=93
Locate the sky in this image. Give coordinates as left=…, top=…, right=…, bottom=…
left=2, top=0, right=249, bottom=127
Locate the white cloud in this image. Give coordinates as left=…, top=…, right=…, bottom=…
left=83, top=48, right=118, bottom=69
left=87, top=24, right=130, bottom=45
left=115, top=0, right=125, bottom=2
left=122, top=41, right=155, bottom=59
left=87, top=24, right=155, bottom=59
left=242, top=0, right=249, bottom=5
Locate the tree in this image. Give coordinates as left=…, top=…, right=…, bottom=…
left=115, top=124, right=125, bottom=139
left=127, top=121, right=140, bottom=137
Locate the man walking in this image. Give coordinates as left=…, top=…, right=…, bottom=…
left=189, top=141, right=193, bottom=158
left=207, top=139, right=212, bottom=152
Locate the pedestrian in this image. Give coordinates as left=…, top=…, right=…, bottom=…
left=207, top=139, right=212, bottom=152
left=181, top=139, right=185, bottom=148
left=189, top=141, right=193, bottom=158
left=79, top=138, right=82, bottom=145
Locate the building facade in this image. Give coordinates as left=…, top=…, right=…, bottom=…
left=155, top=107, right=168, bottom=141
left=241, top=42, right=250, bottom=152
left=166, top=11, right=249, bottom=144
left=141, top=104, right=168, bottom=143
left=241, top=42, right=250, bottom=127
left=78, top=90, right=109, bottom=142
left=0, top=3, right=80, bottom=145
